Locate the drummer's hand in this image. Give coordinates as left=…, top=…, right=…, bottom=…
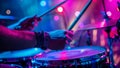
left=47, top=30, right=73, bottom=50
left=110, top=26, right=118, bottom=38
left=15, top=15, right=41, bottom=30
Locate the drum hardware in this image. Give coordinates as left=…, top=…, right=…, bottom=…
left=0, top=64, right=22, bottom=68
left=32, top=46, right=108, bottom=68
left=78, top=19, right=117, bottom=31
left=0, top=57, right=32, bottom=68
left=106, top=31, right=115, bottom=68
left=101, top=0, right=118, bottom=67
left=0, top=48, right=43, bottom=68
left=0, top=0, right=69, bottom=67
left=86, top=30, right=92, bottom=45
left=77, top=20, right=117, bottom=68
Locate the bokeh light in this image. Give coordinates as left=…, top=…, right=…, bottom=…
left=40, top=0, right=46, bottom=7
left=6, top=9, right=11, bottom=15
left=106, top=11, right=112, bottom=17
left=57, top=6, right=63, bottom=13
left=75, top=11, right=80, bottom=17
left=54, top=15, right=59, bottom=21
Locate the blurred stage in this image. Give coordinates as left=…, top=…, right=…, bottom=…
left=0, top=0, right=120, bottom=68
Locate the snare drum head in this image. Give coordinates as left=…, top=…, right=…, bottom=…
left=35, top=46, right=106, bottom=61
left=0, top=48, right=44, bottom=59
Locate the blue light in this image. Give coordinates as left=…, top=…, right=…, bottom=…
left=40, top=1, right=46, bottom=7
left=67, top=46, right=71, bottom=50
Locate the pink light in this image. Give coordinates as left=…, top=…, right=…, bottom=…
left=100, top=20, right=106, bottom=27
left=54, top=15, right=59, bottom=21
left=57, top=6, right=63, bottom=13
left=75, top=11, right=80, bottom=17
left=107, top=11, right=112, bottom=17
left=60, top=51, right=67, bottom=60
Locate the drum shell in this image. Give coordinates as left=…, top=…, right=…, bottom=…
left=0, top=48, right=42, bottom=68
left=33, top=46, right=109, bottom=68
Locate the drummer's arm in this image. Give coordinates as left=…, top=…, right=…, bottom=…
left=0, top=25, right=37, bottom=51
left=0, top=25, right=73, bottom=51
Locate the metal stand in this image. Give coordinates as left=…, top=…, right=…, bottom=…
left=107, top=35, right=115, bottom=68
left=86, top=30, right=92, bottom=45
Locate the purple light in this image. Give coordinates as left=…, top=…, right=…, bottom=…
left=54, top=15, right=59, bottom=21
left=106, top=11, right=112, bottom=17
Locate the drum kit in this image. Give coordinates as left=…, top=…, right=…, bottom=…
left=0, top=0, right=119, bottom=68
left=0, top=17, right=119, bottom=68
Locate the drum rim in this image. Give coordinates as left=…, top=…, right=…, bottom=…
left=33, top=46, right=107, bottom=67
left=35, top=46, right=106, bottom=61
left=0, top=48, right=44, bottom=59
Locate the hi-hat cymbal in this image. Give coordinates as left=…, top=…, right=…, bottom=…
left=0, top=15, right=15, bottom=20
left=78, top=19, right=118, bottom=31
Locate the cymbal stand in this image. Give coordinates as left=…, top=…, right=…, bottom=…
left=107, top=34, right=115, bottom=68
left=102, top=0, right=115, bottom=67
left=86, top=30, right=92, bottom=45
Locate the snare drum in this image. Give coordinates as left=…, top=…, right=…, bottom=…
left=33, top=46, right=108, bottom=68
left=0, top=48, right=43, bottom=68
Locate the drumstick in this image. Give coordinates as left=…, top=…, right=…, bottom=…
left=8, top=0, right=67, bottom=30
left=37, top=0, right=67, bottom=17
left=67, top=0, right=92, bottom=30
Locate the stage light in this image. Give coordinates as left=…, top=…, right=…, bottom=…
left=67, top=46, right=71, bottom=50
left=106, top=11, right=112, bottom=17
left=54, top=15, right=59, bottom=21
left=57, top=6, right=63, bottom=12
left=40, top=0, right=46, bottom=7
left=6, top=9, right=11, bottom=15
left=75, top=11, right=80, bottom=17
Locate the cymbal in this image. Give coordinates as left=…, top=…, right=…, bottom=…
left=78, top=19, right=118, bottom=31
left=0, top=15, right=15, bottom=20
